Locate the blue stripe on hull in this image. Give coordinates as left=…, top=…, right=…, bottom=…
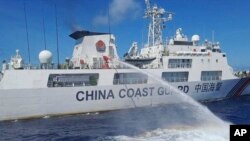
left=226, top=78, right=250, bottom=97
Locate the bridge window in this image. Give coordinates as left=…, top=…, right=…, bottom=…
left=47, top=73, right=99, bottom=87
left=201, top=71, right=222, bottom=81
left=212, top=48, right=221, bottom=53
left=162, top=72, right=189, bottom=82
left=113, top=73, right=148, bottom=85
left=168, top=59, right=192, bottom=68
left=201, top=49, right=206, bottom=52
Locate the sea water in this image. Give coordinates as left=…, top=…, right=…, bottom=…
left=1, top=100, right=246, bottom=141
left=1, top=96, right=250, bottom=141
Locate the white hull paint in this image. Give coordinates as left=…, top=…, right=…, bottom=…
left=1, top=78, right=250, bottom=121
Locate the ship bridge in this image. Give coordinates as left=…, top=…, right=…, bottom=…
left=70, top=30, right=119, bottom=69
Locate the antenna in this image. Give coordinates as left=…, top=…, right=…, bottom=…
left=144, top=0, right=173, bottom=47
left=212, top=30, right=215, bottom=43
left=23, top=0, right=31, bottom=66
left=108, top=0, right=111, bottom=34
left=108, top=0, right=111, bottom=47
left=107, top=0, right=114, bottom=59
left=145, top=0, right=151, bottom=10
left=42, top=12, right=47, bottom=50
left=55, top=4, right=60, bottom=69
left=141, top=29, right=144, bottom=48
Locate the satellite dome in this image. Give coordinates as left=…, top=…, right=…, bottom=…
left=192, top=35, right=200, bottom=42
left=39, top=50, right=53, bottom=64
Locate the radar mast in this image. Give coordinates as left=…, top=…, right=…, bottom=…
left=144, top=0, right=173, bottom=47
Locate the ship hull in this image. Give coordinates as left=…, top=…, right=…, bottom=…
left=1, top=78, right=250, bottom=121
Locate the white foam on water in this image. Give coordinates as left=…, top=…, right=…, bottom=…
left=43, top=115, right=50, bottom=119
left=113, top=126, right=229, bottom=141
left=109, top=60, right=230, bottom=141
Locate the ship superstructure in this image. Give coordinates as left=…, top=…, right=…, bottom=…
left=124, top=0, right=235, bottom=82
left=0, top=0, right=249, bottom=121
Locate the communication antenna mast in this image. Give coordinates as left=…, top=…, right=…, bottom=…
left=55, top=4, right=60, bottom=68
left=23, top=0, right=31, bottom=66
left=42, top=13, right=47, bottom=50
left=212, top=30, right=215, bottom=43
left=144, top=0, right=173, bottom=47
left=145, top=0, right=151, bottom=10
left=108, top=0, right=111, bottom=45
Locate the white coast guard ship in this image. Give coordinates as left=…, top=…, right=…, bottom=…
left=0, top=0, right=250, bottom=121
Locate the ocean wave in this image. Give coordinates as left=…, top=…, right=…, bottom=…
left=105, top=125, right=229, bottom=141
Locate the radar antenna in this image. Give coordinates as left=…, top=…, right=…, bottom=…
left=145, top=0, right=151, bottom=11
left=144, top=0, right=173, bottom=47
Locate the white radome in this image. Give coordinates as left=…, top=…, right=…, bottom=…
left=191, top=34, right=200, bottom=42
left=39, top=50, right=53, bottom=64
